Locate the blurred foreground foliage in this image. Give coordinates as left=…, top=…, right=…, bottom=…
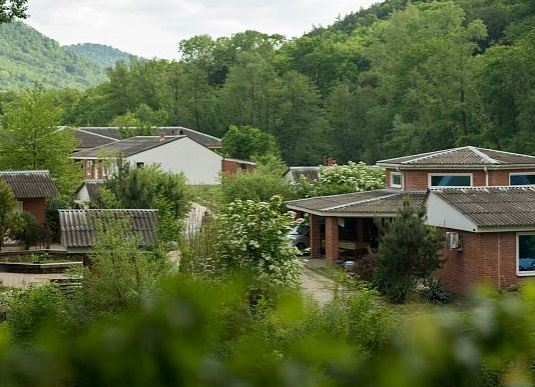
left=2, top=275, right=535, bottom=385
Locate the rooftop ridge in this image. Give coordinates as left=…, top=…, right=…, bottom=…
left=468, top=146, right=501, bottom=164
left=404, top=147, right=465, bottom=164
left=76, top=128, right=119, bottom=141
left=323, top=192, right=401, bottom=211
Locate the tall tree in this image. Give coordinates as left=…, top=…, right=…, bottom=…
left=0, top=89, right=80, bottom=193
left=0, top=0, right=27, bottom=23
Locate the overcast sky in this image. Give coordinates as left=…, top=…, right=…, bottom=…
left=26, top=0, right=378, bottom=59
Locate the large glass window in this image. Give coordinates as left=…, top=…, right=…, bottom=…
left=429, top=174, right=472, bottom=187
left=510, top=174, right=535, bottom=186
left=518, top=234, right=535, bottom=275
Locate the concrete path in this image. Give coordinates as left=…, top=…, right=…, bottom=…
left=300, top=258, right=344, bottom=305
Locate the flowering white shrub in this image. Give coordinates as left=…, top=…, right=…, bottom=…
left=215, top=196, right=303, bottom=287
left=295, top=162, right=386, bottom=198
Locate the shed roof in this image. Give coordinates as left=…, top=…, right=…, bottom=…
left=284, top=166, right=320, bottom=182
left=286, top=189, right=426, bottom=217
left=59, top=209, right=159, bottom=248
left=78, top=179, right=106, bottom=202
left=377, top=146, right=535, bottom=169
left=77, top=127, right=221, bottom=148
left=432, top=186, right=535, bottom=228
left=0, top=170, right=58, bottom=199
left=71, top=136, right=185, bottom=159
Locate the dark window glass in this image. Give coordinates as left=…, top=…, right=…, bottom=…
left=430, top=175, right=471, bottom=187
left=392, top=173, right=402, bottom=186
left=510, top=175, right=535, bottom=186
left=136, top=162, right=145, bottom=168
left=518, top=234, right=535, bottom=272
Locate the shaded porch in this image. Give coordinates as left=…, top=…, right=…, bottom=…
left=287, top=189, right=428, bottom=263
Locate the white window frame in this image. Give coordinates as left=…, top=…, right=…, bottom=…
left=390, top=172, right=403, bottom=189
left=516, top=232, right=535, bottom=276
left=509, top=172, right=535, bottom=186
left=428, top=173, right=473, bottom=188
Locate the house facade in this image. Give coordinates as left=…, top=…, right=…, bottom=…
left=286, top=146, right=535, bottom=293
left=0, top=170, right=58, bottom=225
left=71, top=135, right=253, bottom=185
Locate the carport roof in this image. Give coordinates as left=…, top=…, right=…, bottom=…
left=286, top=189, right=427, bottom=217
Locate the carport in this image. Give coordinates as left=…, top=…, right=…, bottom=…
left=286, top=190, right=427, bottom=262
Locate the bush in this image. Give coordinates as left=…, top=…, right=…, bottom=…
left=215, top=196, right=303, bottom=288
left=15, top=212, right=41, bottom=249
left=221, top=169, right=295, bottom=203
left=6, top=284, right=66, bottom=341
left=422, top=277, right=452, bottom=304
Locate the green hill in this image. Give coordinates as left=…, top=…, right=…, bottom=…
left=65, top=43, right=137, bottom=68
left=0, top=22, right=106, bottom=89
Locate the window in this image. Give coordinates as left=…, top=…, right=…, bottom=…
left=136, top=162, right=145, bottom=168
left=390, top=172, right=403, bottom=188
left=429, top=174, right=472, bottom=188
left=510, top=173, right=535, bottom=186
left=14, top=201, right=23, bottom=213
left=517, top=233, right=535, bottom=275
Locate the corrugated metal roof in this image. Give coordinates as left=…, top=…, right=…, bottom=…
left=433, top=187, right=535, bottom=227
left=72, top=136, right=184, bottom=159
left=77, top=127, right=222, bottom=148
left=377, top=146, right=535, bottom=167
left=59, top=209, right=159, bottom=248
left=286, top=189, right=426, bottom=216
left=285, top=167, right=320, bottom=182
left=83, top=180, right=106, bottom=202
left=0, top=170, right=59, bottom=198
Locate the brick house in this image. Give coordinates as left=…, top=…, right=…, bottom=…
left=0, top=170, right=59, bottom=225
left=286, top=146, right=535, bottom=293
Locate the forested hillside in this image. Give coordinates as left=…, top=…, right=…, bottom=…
left=65, top=43, right=137, bottom=68
left=4, top=0, right=535, bottom=164
left=0, top=22, right=106, bottom=89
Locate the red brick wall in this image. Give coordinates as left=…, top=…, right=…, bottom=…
left=324, top=217, right=339, bottom=263
left=488, top=169, right=535, bottom=186
left=22, top=198, right=47, bottom=225
left=390, top=168, right=535, bottom=190
left=222, top=160, right=256, bottom=174
left=437, top=230, right=529, bottom=294
left=309, top=214, right=321, bottom=259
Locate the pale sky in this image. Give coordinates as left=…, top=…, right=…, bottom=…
left=26, top=0, right=379, bottom=59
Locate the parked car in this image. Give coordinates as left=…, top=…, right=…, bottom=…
left=287, top=223, right=310, bottom=251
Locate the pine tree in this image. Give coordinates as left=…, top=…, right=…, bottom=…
left=373, top=198, right=443, bottom=303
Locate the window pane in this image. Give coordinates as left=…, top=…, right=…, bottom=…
left=511, top=175, right=535, bottom=186
left=431, top=175, right=471, bottom=187
left=392, top=174, right=402, bottom=186
left=518, top=235, right=535, bottom=272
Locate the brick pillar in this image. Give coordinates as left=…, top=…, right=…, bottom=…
left=309, top=214, right=321, bottom=259
left=356, top=218, right=365, bottom=242
left=325, top=216, right=339, bottom=263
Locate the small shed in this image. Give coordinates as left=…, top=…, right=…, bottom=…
left=0, top=170, right=58, bottom=225
left=59, top=209, right=159, bottom=253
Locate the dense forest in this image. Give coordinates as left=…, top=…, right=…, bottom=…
left=65, top=43, right=138, bottom=68
left=0, top=22, right=134, bottom=89
left=1, top=0, right=535, bottom=165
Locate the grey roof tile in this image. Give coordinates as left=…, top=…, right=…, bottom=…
left=72, top=136, right=184, bottom=159
left=59, top=209, right=159, bottom=248
left=377, top=146, right=535, bottom=167
left=286, top=189, right=426, bottom=215
left=0, top=170, right=58, bottom=198
left=433, top=186, right=535, bottom=227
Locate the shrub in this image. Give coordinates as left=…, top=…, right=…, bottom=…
left=215, top=196, right=303, bottom=288
left=422, top=277, right=452, bottom=304
left=15, top=212, right=40, bottom=249
left=6, top=284, right=66, bottom=341
left=221, top=169, right=295, bottom=203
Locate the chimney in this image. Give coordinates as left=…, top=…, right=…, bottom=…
left=159, top=131, right=166, bottom=142
left=324, top=156, right=336, bottom=166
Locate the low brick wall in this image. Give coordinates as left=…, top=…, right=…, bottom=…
left=0, top=261, right=83, bottom=274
